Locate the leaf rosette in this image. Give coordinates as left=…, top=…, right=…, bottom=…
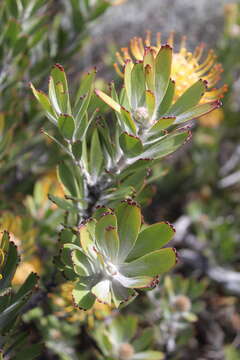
left=58, top=200, right=176, bottom=310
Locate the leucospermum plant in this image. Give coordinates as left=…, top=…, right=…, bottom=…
left=30, top=32, right=224, bottom=309
left=56, top=201, right=176, bottom=309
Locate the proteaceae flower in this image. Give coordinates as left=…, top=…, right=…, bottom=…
left=58, top=200, right=176, bottom=309
left=114, top=31, right=227, bottom=102
left=95, top=32, right=224, bottom=163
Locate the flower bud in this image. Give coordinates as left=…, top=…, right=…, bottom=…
left=118, top=343, right=135, bottom=360
left=172, top=295, right=191, bottom=312
left=133, top=107, right=149, bottom=126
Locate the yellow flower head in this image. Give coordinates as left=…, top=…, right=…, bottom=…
left=114, top=31, right=227, bottom=103
left=198, top=108, right=224, bottom=128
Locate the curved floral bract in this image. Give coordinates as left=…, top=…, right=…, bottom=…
left=59, top=200, right=176, bottom=310
left=95, top=32, right=225, bottom=161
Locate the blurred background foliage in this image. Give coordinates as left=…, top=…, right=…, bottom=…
left=0, top=0, right=240, bottom=359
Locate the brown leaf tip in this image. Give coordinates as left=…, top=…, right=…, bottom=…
left=163, top=221, right=176, bottom=233
left=161, top=44, right=172, bottom=50
left=54, top=63, right=65, bottom=72
left=172, top=248, right=178, bottom=264
left=105, top=225, right=116, bottom=231
left=123, top=131, right=140, bottom=140
left=121, top=198, right=140, bottom=208
left=101, top=211, right=114, bottom=218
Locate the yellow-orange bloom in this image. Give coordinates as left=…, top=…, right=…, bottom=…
left=199, top=108, right=224, bottom=128
left=114, top=31, right=227, bottom=103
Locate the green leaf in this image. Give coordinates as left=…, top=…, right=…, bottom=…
left=145, top=64, right=155, bottom=93
left=120, top=87, right=131, bottom=110
left=41, top=129, right=70, bottom=155
left=131, top=62, right=145, bottom=109
left=120, top=248, right=176, bottom=277
left=121, top=315, right=138, bottom=341
left=51, top=64, right=71, bottom=114
left=116, top=201, right=141, bottom=262
left=30, top=83, right=57, bottom=124
left=13, top=273, right=38, bottom=303
left=48, top=194, right=78, bottom=213
left=111, top=281, right=136, bottom=308
left=71, top=140, right=82, bottom=160
left=132, top=351, right=164, bottom=360
left=145, top=90, right=156, bottom=118
left=97, top=118, right=115, bottom=158
left=14, top=343, right=43, bottom=360
left=155, top=45, right=172, bottom=105
left=95, top=89, right=121, bottom=112
left=48, top=76, right=61, bottom=114
left=139, top=131, right=189, bottom=160
left=127, top=222, right=175, bottom=261
left=157, top=79, right=175, bottom=117
left=143, top=47, right=155, bottom=71
left=119, top=159, right=153, bottom=180
left=115, top=273, right=154, bottom=289
left=72, top=283, right=96, bottom=310
left=0, top=231, right=9, bottom=254
left=175, top=100, right=221, bottom=124
left=5, top=19, right=20, bottom=46
left=0, top=242, right=18, bottom=291
left=61, top=244, right=81, bottom=267
left=124, top=60, right=133, bottom=105
left=74, top=90, right=93, bottom=130
left=92, top=280, right=111, bottom=305
left=121, top=169, right=146, bottom=193
left=75, top=68, right=96, bottom=101
left=0, top=298, right=27, bottom=333
left=132, top=328, right=154, bottom=352
left=13, top=35, right=27, bottom=56
left=101, top=186, right=135, bottom=203
left=57, top=162, right=79, bottom=197
left=71, top=249, right=92, bottom=276
left=95, top=213, right=119, bottom=261
left=120, top=107, right=137, bottom=134
left=58, top=228, right=76, bottom=246
left=90, top=129, right=104, bottom=182
left=58, top=114, right=75, bottom=139
left=109, top=315, right=137, bottom=343
left=168, top=79, right=207, bottom=116
left=119, top=132, right=143, bottom=158
left=79, top=223, right=96, bottom=260
left=148, top=117, right=175, bottom=135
